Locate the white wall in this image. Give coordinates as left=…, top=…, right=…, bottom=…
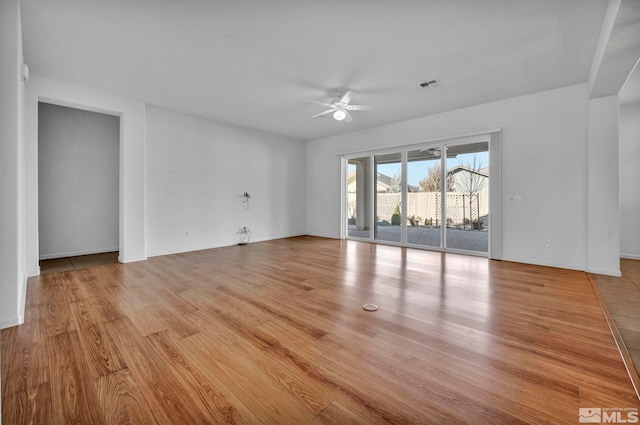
left=307, top=84, right=596, bottom=272
left=145, top=106, right=306, bottom=256
left=0, top=0, right=27, bottom=329
left=587, top=95, right=621, bottom=276
left=38, top=103, right=119, bottom=259
left=25, top=76, right=147, bottom=275
left=620, top=102, right=640, bottom=259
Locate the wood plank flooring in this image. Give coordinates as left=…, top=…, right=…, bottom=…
left=39, top=251, right=119, bottom=275
left=593, top=259, right=640, bottom=373
left=2, top=236, right=639, bottom=424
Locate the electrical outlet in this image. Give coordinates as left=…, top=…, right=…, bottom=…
left=185, top=230, right=190, bottom=238
left=510, top=196, right=523, bottom=203
left=544, top=239, right=550, bottom=247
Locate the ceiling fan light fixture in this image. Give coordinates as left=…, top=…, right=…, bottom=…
left=310, top=90, right=367, bottom=122
left=333, top=109, right=347, bottom=121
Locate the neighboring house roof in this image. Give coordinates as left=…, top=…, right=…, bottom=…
left=347, top=170, right=419, bottom=192
left=448, top=165, right=489, bottom=193
left=375, top=172, right=394, bottom=190
left=447, top=165, right=489, bottom=178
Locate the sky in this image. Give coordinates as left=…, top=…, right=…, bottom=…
left=375, top=151, right=489, bottom=186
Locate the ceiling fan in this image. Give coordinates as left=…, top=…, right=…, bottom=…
left=418, top=147, right=457, bottom=159
left=420, top=147, right=441, bottom=156
left=310, top=89, right=370, bottom=122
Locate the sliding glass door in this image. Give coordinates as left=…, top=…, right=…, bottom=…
left=444, top=142, right=489, bottom=253
left=347, top=157, right=371, bottom=239
left=406, top=148, right=442, bottom=248
left=374, top=153, right=402, bottom=243
left=343, top=137, right=493, bottom=256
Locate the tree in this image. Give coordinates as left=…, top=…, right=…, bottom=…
left=389, top=172, right=401, bottom=193
left=418, top=164, right=454, bottom=192
left=456, top=155, right=487, bottom=228
left=457, top=155, right=487, bottom=196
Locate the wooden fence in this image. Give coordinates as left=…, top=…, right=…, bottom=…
left=347, top=192, right=489, bottom=227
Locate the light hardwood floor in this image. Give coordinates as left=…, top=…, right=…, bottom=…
left=593, top=260, right=640, bottom=369
left=2, top=236, right=639, bottom=424
left=39, top=251, right=119, bottom=274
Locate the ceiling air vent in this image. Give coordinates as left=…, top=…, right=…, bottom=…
left=420, top=79, right=441, bottom=88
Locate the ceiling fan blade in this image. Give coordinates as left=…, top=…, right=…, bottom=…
left=311, top=109, right=333, bottom=119
left=344, top=111, right=353, bottom=122
left=338, top=90, right=354, bottom=105
left=347, top=105, right=371, bottom=111
left=308, top=100, right=334, bottom=108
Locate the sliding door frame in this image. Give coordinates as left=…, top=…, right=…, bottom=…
left=341, top=131, right=502, bottom=259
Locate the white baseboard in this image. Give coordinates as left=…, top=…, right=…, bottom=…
left=0, top=274, right=28, bottom=330
left=0, top=317, right=21, bottom=330
left=501, top=256, right=622, bottom=277
left=147, top=241, right=241, bottom=258
left=499, top=256, right=585, bottom=272
left=18, top=272, right=27, bottom=324
left=118, top=256, right=147, bottom=263
left=27, top=263, right=40, bottom=277
left=621, top=254, right=640, bottom=260
left=305, top=231, right=341, bottom=240
left=586, top=267, right=622, bottom=277
left=39, top=246, right=119, bottom=260
left=146, top=234, right=308, bottom=259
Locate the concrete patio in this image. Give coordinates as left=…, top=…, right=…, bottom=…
left=348, top=225, right=488, bottom=253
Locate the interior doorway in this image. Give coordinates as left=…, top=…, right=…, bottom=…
left=38, top=102, right=120, bottom=263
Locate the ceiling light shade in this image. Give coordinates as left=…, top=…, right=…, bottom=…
left=333, top=110, right=347, bottom=121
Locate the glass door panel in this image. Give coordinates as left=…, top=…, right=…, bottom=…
left=374, top=153, right=402, bottom=243
left=347, top=157, right=371, bottom=239
left=406, top=148, right=442, bottom=248
left=344, top=139, right=492, bottom=257
left=444, top=142, right=489, bottom=253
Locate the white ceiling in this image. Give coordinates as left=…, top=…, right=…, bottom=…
left=21, top=0, right=610, bottom=141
